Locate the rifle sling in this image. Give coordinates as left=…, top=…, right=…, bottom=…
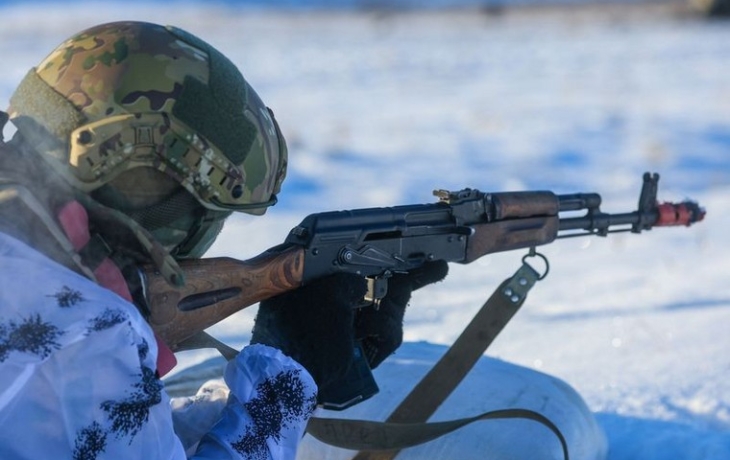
left=307, top=407, right=567, bottom=457
left=306, top=260, right=568, bottom=460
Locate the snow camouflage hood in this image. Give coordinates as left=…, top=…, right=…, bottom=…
left=6, top=21, right=288, bottom=262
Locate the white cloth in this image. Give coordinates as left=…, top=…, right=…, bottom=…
left=0, top=232, right=316, bottom=459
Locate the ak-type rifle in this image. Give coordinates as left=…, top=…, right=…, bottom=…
left=142, top=172, right=704, bottom=368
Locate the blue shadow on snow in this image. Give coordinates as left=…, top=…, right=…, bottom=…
left=597, top=413, right=730, bottom=460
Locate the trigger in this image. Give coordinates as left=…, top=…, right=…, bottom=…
left=364, top=275, right=390, bottom=310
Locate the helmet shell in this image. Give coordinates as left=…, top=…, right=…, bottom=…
left=9, top=21, right=287, bottom=215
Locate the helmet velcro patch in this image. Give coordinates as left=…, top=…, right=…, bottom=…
left=167, top=26, right=257, bottom=166
left=9, top=69, right=85, bottom=159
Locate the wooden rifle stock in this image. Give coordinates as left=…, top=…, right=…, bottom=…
left=145, top=244, right=305, bottom=351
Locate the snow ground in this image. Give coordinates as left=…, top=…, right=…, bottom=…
left=1, top=2, right=728, bottom=458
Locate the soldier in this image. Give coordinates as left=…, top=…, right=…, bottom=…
left=0, top=21, right=446, bottom=459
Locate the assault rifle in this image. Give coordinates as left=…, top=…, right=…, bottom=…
left=143, top=172, right=704, bottom=404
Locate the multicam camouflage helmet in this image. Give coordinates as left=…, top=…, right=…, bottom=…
left=8, top=21, right=287, bottom=258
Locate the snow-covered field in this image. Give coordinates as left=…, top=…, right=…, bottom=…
left=1, top=1, right=728, bottom=458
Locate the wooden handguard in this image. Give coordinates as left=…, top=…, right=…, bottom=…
left=145, top=244, right=305, bottom=351
left=465, top=216, right=560, bottom=263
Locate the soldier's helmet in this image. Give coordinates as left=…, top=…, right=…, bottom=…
left=7, top=21, right=287, bottom=258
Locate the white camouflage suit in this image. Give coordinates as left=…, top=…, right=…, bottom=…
left=0, top=231, right=316, bottom=459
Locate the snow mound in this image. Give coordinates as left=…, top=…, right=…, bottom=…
left=166, top=341, right=608, bottom=460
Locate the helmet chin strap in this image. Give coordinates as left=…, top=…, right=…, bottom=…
left=57, top=200, right=178, bottom=377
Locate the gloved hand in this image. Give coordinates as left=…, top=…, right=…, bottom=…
left=250, top=273, right=366, bottom=390
left=355, top=260, right=448, bottom=368
left=250, top=260, right=449, bottom=394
